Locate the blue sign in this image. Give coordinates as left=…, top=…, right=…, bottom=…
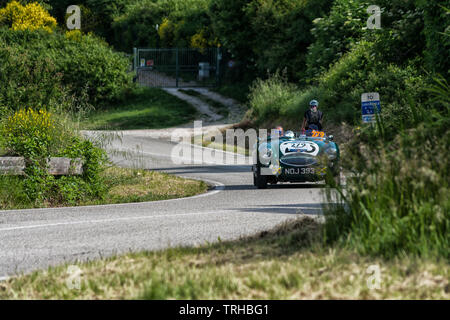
left=361, top=92, right=381, bottom=123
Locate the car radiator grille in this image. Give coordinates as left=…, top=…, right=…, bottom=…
left=280, top=154, right=318, bottom=167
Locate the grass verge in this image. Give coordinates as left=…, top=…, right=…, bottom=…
left=0, top=167, right=208, bottom=210
left=80, top=87, right=198, bottom=130
left=0, top=218, right=447, bottom=299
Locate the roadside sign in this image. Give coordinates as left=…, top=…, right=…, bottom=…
left=361, top=92, right=381, bottom=123
left=140, top=58, right=145, bottom=67
left=146, top=59, right=154, bottom=67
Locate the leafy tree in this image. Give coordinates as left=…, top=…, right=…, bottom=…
left=245, top=0, right=331, bottom=82
left=416, top=0, right=450, bottom=77
left=209, top=0, right=254, bottom=66
left=305, top=0, right=370, bottom=81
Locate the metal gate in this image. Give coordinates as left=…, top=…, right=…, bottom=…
left=133, top=48, right=222, bottom=88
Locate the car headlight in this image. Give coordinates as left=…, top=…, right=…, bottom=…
left=325, top=148, right=337, bottom=160
left=258, top=143, right=272, bottom=165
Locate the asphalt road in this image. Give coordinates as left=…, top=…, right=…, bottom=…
left=0, top=130, right=327, bottom=278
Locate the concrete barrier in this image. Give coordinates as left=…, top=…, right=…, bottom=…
left=0, top=157, right=83, bottom=176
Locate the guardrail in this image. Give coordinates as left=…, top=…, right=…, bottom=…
left=0, top=157, right=83, bottom=176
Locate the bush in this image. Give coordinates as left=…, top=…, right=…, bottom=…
left=0, top=0, right=56, bottom=32
left=0, top=27, right=132, bottom=109
left=59, top=138, right=108, bottom=198
left=1, top=108, right=57, bottom=201
left=0, top=108, right=107, bottom=204
left=57, top=31, right=132, bottom=106
left=1, top=108, right=58, bottom=158
left=248, top=71, right=297, bottom=122
left=0, top=44, right=72, bottom=113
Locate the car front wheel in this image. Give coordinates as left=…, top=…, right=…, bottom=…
left=253, top=165, right=268, bottom=189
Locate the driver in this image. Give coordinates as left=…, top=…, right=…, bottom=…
left=301, top=100, right=323, bottom=131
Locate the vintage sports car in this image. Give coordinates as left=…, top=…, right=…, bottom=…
left=252, top=129, right=340, bottom=189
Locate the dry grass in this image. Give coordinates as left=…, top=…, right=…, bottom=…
left=1, top=218, right=447, bottom=300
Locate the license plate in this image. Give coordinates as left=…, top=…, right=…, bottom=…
left=284, top=168, right=315, bottom=175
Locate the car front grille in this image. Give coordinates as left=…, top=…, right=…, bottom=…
left=280, top=154, right=318, bottom=167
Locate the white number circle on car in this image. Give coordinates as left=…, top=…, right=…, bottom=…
left=280, top=141, right=319, bottom=156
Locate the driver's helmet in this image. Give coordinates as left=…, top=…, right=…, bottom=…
left=309, top=100, right=319, bottom=108
left=285, top=130, right=295, bottom=139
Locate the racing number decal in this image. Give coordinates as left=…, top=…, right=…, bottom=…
left=311, top=130, right=325, bottom=138
left=280, top=141, right=320, bottom=156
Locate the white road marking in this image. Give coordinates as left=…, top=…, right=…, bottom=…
left=0, top=210, right=231, bottom=232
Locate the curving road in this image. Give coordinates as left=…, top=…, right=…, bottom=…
left=0, top=130, right=327, bottom=278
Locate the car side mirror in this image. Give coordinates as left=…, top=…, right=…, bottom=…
left=328, top=135, right=334, bottom=141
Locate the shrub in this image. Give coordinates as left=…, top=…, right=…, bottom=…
left=1, top=108, right=57, bottom=158
left=0, top=108, right=108, bottom=204
left=59, top=138, right=108, bottom=198
left=0, top=0, right=56, bottom=32
left=0, top=27, right=132, bottom=109
left=0, top=44, right=71, bottom=113
left=248, top=71, right=297, bottom=122
left=57, top=31, right=132, bottom=106
left=1, top=108, right=56, bottom=201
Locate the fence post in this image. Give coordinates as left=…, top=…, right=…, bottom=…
left=176, top=48, right=179, bottom=88
left=133, top=47, right=138, bottom=72
left=216, top=47, right=221, bottom=87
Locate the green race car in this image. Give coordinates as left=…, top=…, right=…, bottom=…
left=252, top=130, right=340, bottom=189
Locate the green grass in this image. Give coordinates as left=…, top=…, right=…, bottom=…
left=80, top=87, right=198, bottom=130
left=211, top=82, right=251, bottom=104
left=0, top=167, right=208, bottom=210
left=0, top=218, right=448, bottom=299
left=179, top=89, right=229, bottom=117
left=324, top=89, right=449, bottom=259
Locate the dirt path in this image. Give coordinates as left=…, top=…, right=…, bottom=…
left=163, top=88, right=223, bottom=123
left=163, top=88, right=246, bottom=125
left=188, top=88, right=246, bottom=124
